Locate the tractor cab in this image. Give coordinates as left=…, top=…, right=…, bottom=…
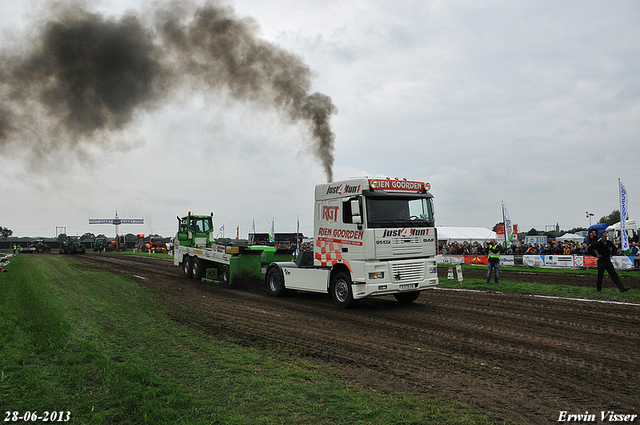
left=177, top=213, right=214, bottom=247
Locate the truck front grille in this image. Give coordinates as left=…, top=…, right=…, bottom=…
left=391, top=262, right=425, bottom=282
left=391, top=236, right=423, bottom=256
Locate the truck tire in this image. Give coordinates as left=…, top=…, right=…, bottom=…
left=192, top=257, right=205, bottom=281
left=393, top=291, right=420, bottom=304
left=220, top=265, right=230, bottom=285
left=183, top=256, right=193, bottom=278
left=266, top=267, right=286, bottom=297
left=330, top=271, right=358, bottom=309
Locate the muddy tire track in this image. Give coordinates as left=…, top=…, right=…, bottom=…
left=70, top=253, right=640, bottom=424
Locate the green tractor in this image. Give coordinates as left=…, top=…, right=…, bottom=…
left=59, top=236, right=86, bottom=255
left=20, top=239, right=52, bottom=253
left=93, top=237, right=107, bottom=252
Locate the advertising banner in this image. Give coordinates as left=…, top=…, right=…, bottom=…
left=619, top=179, right=630, bottom=251
left=437, top=255, right=465, bottom=265
left=544, top=255, right=575, bottom=268
left=500, top=255, right=515, bottom=266
left=465, top=255, right=488, bottom=265
left=523, top=255, right=545, bottom=268
left=579, top=256, right=597, bottom=268
left=612, top=256, right=634, bottom=270
left=439, top=255, right=635, bottom=270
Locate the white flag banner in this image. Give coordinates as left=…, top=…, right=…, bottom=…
left=502, top=203, right=514, bottom=247
left=619, top=179, right=629, bottom=251
left=269, top=219, right=275, bottom=242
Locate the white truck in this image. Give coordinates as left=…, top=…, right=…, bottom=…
left=174, top=177, right=439, bottom=308
left=267, top=177, right=439, bottom=307
left=606, top=220, right=638, bottom=247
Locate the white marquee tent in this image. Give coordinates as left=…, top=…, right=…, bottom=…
left=557, top=233, right=584, bottom=242
left=437, top=227, right=496, bottom=243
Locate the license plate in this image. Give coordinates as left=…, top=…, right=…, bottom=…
left=399, top=283, right=417, bottom=290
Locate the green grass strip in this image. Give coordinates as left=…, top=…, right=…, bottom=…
left=0, top=255, right=512, bottom=425
left=439, top=268, right=640, bottom=302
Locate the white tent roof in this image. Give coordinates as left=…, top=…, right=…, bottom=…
left=437, top=227, right=495, bottom=243
left=557, top=233, right=583, bottom=241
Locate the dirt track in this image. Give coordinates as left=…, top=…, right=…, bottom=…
left=71, top=253, right=640, bottom=425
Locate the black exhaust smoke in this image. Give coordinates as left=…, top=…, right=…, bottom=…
left=0, top=0, right=336, bottom=181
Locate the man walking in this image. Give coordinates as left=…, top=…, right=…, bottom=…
left=486, top=238, right=501, bottom=284
left=588, top=232, right=630, bottom=292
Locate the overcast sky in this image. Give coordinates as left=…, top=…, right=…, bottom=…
left=1, top=0, right=639, bottom=239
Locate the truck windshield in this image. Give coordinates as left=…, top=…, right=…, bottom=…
left=365, top=195, right=434, bottom=228
left=189, top=217, right=213, bottom=233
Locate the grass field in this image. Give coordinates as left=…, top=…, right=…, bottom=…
left=0, top=254, right=513, bottom=425
left=437, top=264, right=640, bottom=303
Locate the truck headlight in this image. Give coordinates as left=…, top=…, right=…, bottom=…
left=369, top=272, right=385, bottom=279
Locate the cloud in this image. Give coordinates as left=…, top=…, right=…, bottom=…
left=0, top=0, right=337, bottom=180
left=1, top=0, right=639, bottom=237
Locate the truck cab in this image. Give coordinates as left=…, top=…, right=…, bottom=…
left=177, top=213, right=215, bottom=247
left=586, top=223, right=608, bottom=245
left=606, top=220, right=638, bottom=248
left=267, top=177, right=439, bottom=308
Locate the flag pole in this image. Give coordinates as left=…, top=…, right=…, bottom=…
left=296, top=215, right=300, bottom=256
left=501, top=201, right=505, bottom=246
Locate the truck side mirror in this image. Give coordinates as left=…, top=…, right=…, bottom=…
left=350, top=199, right=361, bottom=216
left=351, top=199, right=362, bottom=228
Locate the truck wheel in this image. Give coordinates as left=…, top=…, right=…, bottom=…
left=220, top=265, right=230, bottom=285
left=183, top=256, right=193, bottom=278
left=330, top=272, right=358, bottom=309
left=394, top=291, right=420, bottom=304
left=266, top=267, right=286, bottom=297
left=192, top=257, right=205, bottom=280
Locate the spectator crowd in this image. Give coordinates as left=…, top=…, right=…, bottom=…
left=439, top=239, right=640, bottom=256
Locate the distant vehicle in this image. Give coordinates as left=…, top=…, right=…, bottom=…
left=137, top=236, right=167, bottom=253
left=93, top=237, right=107, bottom=252
left=20, top=239, right=52, bottom=254
left=59, top=236, right=86, bottom=255
left=585, top=223, right=608, bottom=245
left=105, top=235, right=127, bottom=252
left=586, top=220, right=639, bottom=247
left=606, top=220, right=638, bottom=246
